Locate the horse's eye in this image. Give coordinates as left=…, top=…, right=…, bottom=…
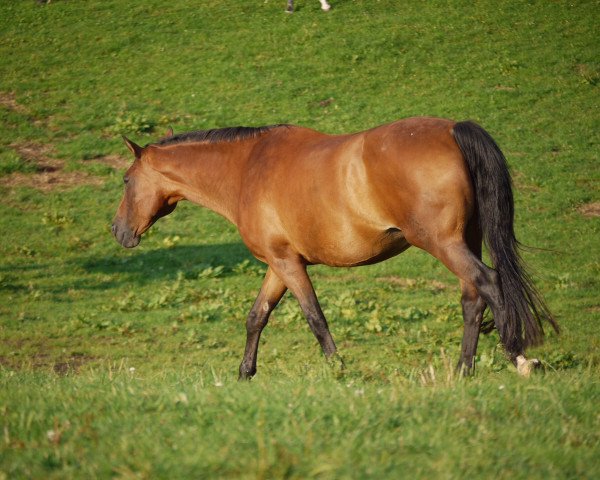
left=123, top=176, right=129, bottom=185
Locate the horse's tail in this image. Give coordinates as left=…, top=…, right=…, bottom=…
left=452, top=120, right=558, bottom=349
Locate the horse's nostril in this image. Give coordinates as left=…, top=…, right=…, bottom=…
left=111, top=223, right=116, bottom=235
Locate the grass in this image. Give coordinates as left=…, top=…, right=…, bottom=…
left=1, top=0, right=599, bottom=478
left=3, top=368, right=598, bottom=479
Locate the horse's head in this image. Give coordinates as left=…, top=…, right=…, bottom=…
left=111, top=136, right=179, bottom=248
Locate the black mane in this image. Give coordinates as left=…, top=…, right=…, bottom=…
left=152, top=124, right=288, bottom=146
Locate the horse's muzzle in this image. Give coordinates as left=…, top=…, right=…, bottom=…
left=111, top=221, right=141, bottom=248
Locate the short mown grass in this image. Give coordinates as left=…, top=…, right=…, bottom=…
left=1, top=0, right=599, bottom=478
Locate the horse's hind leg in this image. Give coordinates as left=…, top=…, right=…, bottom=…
left=238, top=267, right=287, bottom=380
left=458, top=280, right=486, bottom=375
left=457, top=225, right=486, bottom=375
left=434, top=241, right=536, bottom=375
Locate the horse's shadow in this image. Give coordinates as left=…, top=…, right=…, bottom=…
left=83, top=243, right=259, bottom=286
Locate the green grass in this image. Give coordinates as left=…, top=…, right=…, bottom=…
left=3, top=369, right=598, bottom=479
left=1, top=0, right=599, bottom=478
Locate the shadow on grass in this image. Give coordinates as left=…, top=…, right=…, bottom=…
left=82, top=243, right=258, bottom=285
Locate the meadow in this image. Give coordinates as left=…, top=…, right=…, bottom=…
left=1, top=0, right=599, bottom=478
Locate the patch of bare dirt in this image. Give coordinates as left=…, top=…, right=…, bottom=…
left=0, top=170, right=104, bottom=192
left=91, top=154, right=131, bottom=171
left=0, top=351, right=96, bottom=375
left=0, top=91, right=29, bottom=115
left=0, top=142, right=107, bottom=192
left=578, top=202, right=600, bottom=218
left=12, top=141, right=60, bottom=171
left=1, top=93, right=120, bottom=190
left=512, top=170, right=542, bottom=193
left=52, top=353, right=95, bottom=376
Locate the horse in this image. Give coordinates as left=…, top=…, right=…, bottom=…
left=286, top=0, right=331, bottom=13
left=112, top=117, right=558, bottom=379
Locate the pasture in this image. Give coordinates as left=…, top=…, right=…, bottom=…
left=1, top=0, right=599, bottom=478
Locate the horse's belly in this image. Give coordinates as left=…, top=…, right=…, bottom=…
left=301, top=228, right=410, bottom=267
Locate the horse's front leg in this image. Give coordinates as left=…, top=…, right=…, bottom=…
left=286, top=0, right=294, bottom=13
left=238, top=267, right=287, bottom=380
left=269, top=256, right=343, bottom=369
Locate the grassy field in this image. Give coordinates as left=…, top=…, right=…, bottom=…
left=1, top=0, right=599, bottom=478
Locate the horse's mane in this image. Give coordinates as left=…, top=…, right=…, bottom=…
left=152, top=124, right=289, bottom=147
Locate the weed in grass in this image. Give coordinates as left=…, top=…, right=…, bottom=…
left=233, top=259, right=267, bottom=277
left=107, top=112, right=156, bottom=135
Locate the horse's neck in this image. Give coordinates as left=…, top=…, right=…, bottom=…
left=158, top=141, right=251, bottom=225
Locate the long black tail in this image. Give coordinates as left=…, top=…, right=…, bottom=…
left=452, top=121, right=558, bottom=350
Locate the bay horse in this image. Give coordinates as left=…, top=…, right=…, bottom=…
left=112, top=117, right=558, bottom=379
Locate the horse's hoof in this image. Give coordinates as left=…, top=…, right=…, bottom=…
left=456, top=362, right=475, bottom=377
left=326, top=352, right=346, bottom=376
left=238, top=366, right=256, bottom=381
left=322, top=5, right=331, bottom=11
left=516, top=355, right=541, bottom=377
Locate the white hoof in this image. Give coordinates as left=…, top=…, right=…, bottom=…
left=516, top=355, right=540, bottom=377
left=320, top=1, right=331, bottom=10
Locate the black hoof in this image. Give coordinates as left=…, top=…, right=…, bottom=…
left=238, top=366, right=256, bottom=381
left=326, top=352, right=346, bottom=376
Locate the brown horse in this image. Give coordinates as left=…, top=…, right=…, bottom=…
left=112, top=117, right=558, bottom=378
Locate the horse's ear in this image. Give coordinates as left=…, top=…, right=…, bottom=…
left=123, top=136, right=143, bottom=158
left=165, top=127, right=174, bottom=138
